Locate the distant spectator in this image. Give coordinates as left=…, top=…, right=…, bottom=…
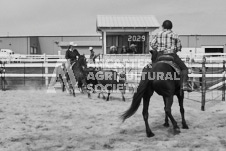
left=128, top=44, right=137, bottom=54
left=109, top=46, right=118, bottom=54
left=121, top=46, right=128, bottom=54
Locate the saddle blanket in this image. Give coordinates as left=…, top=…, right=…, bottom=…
left=151, top=61, right=181, bottom=75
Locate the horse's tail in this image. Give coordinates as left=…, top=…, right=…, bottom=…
left=120, top=79, right=148, bottom=122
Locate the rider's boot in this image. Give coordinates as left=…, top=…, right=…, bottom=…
left=181, top=70, right=192, bottom=92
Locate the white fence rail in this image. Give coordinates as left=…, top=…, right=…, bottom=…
left=1, top=53, right=226, bottom=86
left=1, top=53, right=226, bottom=63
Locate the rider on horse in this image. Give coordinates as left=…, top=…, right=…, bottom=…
left=65, top=42, right=81, bottom=91
left=65, top=42, right=80, bottom=70
left=150, top=20, right=192, bottom=92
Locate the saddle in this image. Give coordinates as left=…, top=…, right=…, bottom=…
left=156, top=61, right=180, bottom=75
left=157, top=54, right=174, bottom=62
left=155, top=54, right=180, bottom=75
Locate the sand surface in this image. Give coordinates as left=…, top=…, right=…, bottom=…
left=0, top=88, right=226, bottom=151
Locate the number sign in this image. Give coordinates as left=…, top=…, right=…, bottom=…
left=128, top=35, right=145, bottom=42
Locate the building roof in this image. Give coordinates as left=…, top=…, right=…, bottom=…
left=96, top=15, right=160, bottom=31
left=58, top=41, right=102, bottom=47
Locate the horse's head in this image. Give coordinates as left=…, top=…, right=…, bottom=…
left=78, top=54, right=87, bottom=68
left=118, top=71, right=127, bottom=84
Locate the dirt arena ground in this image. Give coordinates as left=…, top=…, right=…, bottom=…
left=1, top=88, right=226, bottom=151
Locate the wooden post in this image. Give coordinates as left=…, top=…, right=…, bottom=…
left=103, top=31, right=107, bottom=54
left=222, top=60, right=225, bottom=101
left=1, top=62, right=6, bottom=91
left=44, top=53, right=49, bottom=86
left=201, top=56, right=206, bottom=111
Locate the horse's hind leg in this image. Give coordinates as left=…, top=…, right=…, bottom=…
left=98, top=90, right=105, bottom=99
left=142, top=87, right=154, bottom=137
left=164, top=96, right=180, bottom=135
left=61, top=82, right=65, bottom=92
left=69, top=84, right=76, bottom=97
left=176, top=92, right=189, bottom=129
left=163, top=97, right=170, bottom=127
left=59, top=76, right=65, bottom=92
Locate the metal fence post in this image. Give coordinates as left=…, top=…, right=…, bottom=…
left=222, top=60, right=225, bottom=101
left=201, top=56, right=206, bottom=111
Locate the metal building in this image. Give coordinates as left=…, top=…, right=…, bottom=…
left=96, top=15, right=160, bottom=54
left=0, top=35, right=102, bottom=55
left=0, top=15, right=226, bottom=55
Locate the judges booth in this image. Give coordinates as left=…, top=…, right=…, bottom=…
left=96, top=15, right=160, bottom=54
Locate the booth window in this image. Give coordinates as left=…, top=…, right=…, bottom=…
left=205, top=48, right=223, bottom=53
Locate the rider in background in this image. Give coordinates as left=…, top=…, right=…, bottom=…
left=150, top=20, right=192, bottom=92
left=65, top=42, right=80, bottom=70
left=89, top=47, right=100, bottom=63
left=65, top=42, right=80, bottom=89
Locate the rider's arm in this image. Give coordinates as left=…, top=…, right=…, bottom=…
left=65, top=50, right=70, bottom=60
left=175, top=36, right=182, bottom=52
left=150, top=35, right=158, bottom=50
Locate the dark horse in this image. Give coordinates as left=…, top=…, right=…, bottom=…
left=121, top=50, right=189, bottom=137
left=96, top=70, right=126, bottom=101
left=56, top=54, right=89, bottom=97
left=85, top=68, right=126, bottom=101
left=69, top=54, right=90, bottom=97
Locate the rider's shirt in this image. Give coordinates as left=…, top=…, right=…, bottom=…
left=150, top=29, right=182, bottom=53
left=65, top=49, right=79, bottom=62
left=90, top=50, right=95, bottom=59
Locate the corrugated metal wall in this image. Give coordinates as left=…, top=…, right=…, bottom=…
left=180, top=35, right=226, bottom=48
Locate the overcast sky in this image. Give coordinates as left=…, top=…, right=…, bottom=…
left=0, top=0, right=225, bottom=36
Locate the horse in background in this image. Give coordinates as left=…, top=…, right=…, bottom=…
left=121, top=50, right=189, bottom=137
left=97, top=70, right=126, bottom=101
left=70, top=54, right=91, bottom=97
left=85, top=67, right=127, bottom=101
left=49, top=54, right=89, bottom=97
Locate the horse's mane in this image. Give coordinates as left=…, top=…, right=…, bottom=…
left=73, top=48, right=80, bottom=56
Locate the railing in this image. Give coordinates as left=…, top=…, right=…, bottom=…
left=1, top=53, right=226, bottom=111
left=1, top=53, right=226, bottom=83
left=1, top=53, right=226, bottom=63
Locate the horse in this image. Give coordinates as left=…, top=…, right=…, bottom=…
left=84, top=67, right=99, bottom=93
left=69, top=54, right=91, bottom=97
left=121, top=50, right=189, bottom=137
left=86, top=69, right=126, bottom=101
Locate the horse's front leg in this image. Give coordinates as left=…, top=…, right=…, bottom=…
left=82, top=79, right=91, bottom=98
